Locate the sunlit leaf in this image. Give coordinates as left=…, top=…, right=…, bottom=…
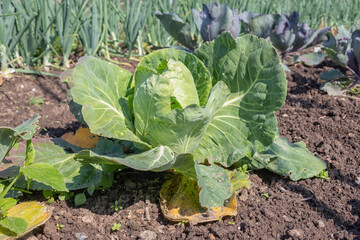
left=250, top=136, right=327, bottom=181
left=21, top=162, right=68, bottom=192
left=0, top=217, right=27, bottom=237
left=0, top=201, right=52, bottom=239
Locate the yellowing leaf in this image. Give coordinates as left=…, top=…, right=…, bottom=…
left=229, top=171, right=251, bottom=193
left=160, top=175, right=238, bottom=224
left=0, top=201, right=52, bottom=239
left=61, top=127, right=99, bottom=148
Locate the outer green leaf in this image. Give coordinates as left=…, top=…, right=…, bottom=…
left=251, top=136, right=327, bottom=181
left=74, top=193, right=86, bottom=206
left=194, top=33, right=286, bottom=110
left=0, top=115, right=39, bottom=162
left=155, top=11, right=197, bottom=50
left=0, top=198, right=17, bottom=212
left=76, top=146, right=175, bottom=172
left=134, top=48, right=212, bottom=106
left=13, top=115, right=40, bottom=140
left=0, top=128, right=17, bottom=162
left=69, top=57, right=149, bottom=148
left=319, top=69, right=344, bottom=81
left=297, top=52, right=326, bottom=66
left=193, top=33, right=287, bottom=167
left=21, top=162, right=67, bottom=192
left=66, top=164, right=103, bottom=190
left=320, top=82, right=345, bottom=96
left=172, top=154, right=196, bottom=179
left=195, top=164, right=232, bottom=208
left=0, top=217, right=27, bottom=236
left=8, top=140, right=105, bottom=191
left=61, top=69, right=87, bottom=125
left=249, top=14, right=274, bottom=38
left=145, top=81, right=229, bottom=154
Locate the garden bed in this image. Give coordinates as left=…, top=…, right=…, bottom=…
left=1, top=60, right=359, bottom=240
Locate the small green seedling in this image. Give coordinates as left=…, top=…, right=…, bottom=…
left=56, top=223, right=65, bottom=231
left=177, top=219, right=188, bottom=227
left=316, top=170, right=330, bottom=180
left=110, top=200, right=123, bottom=212
left=58, top=192, right=75, bottom=201
left=111, top=222, right=121, bottom=231
left=237, top=164, right=249, bottom=174
left=29, top=96, right=44, bottom=107
left=261, top=193, right=270, bottom=198
left=228, top=221, right=235, bottom=225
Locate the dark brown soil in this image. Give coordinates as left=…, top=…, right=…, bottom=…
left=1, top=59, right=360, bottom=240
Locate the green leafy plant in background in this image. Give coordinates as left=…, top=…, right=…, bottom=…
left=0, top=0, right=35, bottom=76
left=0, top=115, right=66, bottom=238
left=63, top=32, right=326, bottom=223
left=1, top=0, right=359, bottom=76
left=107, top=0, right=125, bottom=44
left=238, top=11, right=274, bottom=38
left=55, top=0, right=90, bottom=67
left=145, top=0, right=174, bottom=49
left=124, top=0, right=152, bottom=58
left=78, top=0, right=108, bottom=57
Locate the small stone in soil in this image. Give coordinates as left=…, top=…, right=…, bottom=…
left=75, top=232, right=88, bottom=240
left=139, top=230, right=157, bottom=240
left=316, top=220, right=325, bottom=228
left=283, top=215, right=294, bottom=222
left=288, top=228, right=303, bottom=238
left=81, top=215, right=94, bottom=223
left=279, top=186, right=287, bottom=193
left=355, top=177, right=360, bottom=185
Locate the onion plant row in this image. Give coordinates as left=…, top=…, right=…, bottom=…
left=0, top=0, right=359, bottom=72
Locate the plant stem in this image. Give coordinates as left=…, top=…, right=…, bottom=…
left=0, top=172, right=23, bottom=201
left=15, top=69, right=60, bottom=77
left=0, top=44, right=8, bottom=72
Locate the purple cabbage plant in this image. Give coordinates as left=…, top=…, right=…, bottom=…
left=270, top=11, right=330, bottom=67
left=321, top=28, right=360, bottom=93
left=191, top=2, right=240, bottom=42
left=156, top=2, right=241, bottom=49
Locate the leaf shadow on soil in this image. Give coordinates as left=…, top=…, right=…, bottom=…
left=255, top=169, right=360, bottom=239
left=288, top=72, right=322, bottom=96
left=69, top=170, right=171, bottom=219
left=34, top=75, right=67, bottom=103
left=38, top=122, right=81, bottom=138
